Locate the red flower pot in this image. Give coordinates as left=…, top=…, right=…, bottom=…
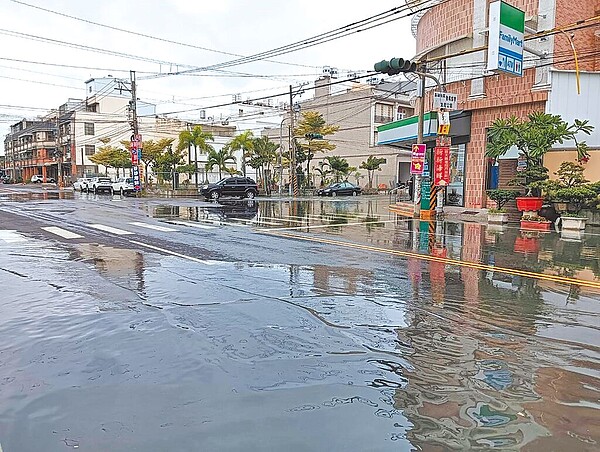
left=516, top=197, right=544, bottom=212
left=520, top=220, right=551, bottom=231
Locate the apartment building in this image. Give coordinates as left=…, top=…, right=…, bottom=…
left=3, top=118, right=58, bottom=183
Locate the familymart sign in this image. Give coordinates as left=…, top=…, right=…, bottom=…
left=487, top=1, right=525, bottom=76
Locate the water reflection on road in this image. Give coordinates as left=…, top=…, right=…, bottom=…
left=0, top=197, right=599, bottom=450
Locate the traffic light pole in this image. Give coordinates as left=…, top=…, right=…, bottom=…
left=414, top=73, right=426, bottom=217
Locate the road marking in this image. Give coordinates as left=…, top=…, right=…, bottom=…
left=264, top=230, right=600, bottom=290
left=88, top=223, right=133, bottom=235
left=0, top=230, right=26, bottom=243
left=256, top=219, right=395, bottom=232
left=41, top=226, right=83, bottom=239
left=168, top=220, right=215, bottom=230
left=129, top=222, right=178, bottom=232
left=129, top=240, right=215, bottom=265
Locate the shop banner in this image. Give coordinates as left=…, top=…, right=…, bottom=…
left=411, top=144, right=426, bottom=175
left=434, top=146, right=451, bottom=187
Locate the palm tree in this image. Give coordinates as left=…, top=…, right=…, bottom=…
left=251, top=136, right=279, bottom=194
left=178, top=126, right=214, bottom=187
left=226, top=130, right=254, bottom=177
left=360, top=155, right=387, bottom=189
left=205, top=148, right=236, bottom=180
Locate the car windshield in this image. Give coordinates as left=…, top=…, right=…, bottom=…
left=126, top=178, right=133, bottom=184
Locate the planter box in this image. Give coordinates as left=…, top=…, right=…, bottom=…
left=520, top=220, right=551, bottom=231
left=560, top=229, right=584, bottom=241
left=488, top=212, right=509, bottom=224
left=516, top=197, right=543, bottom=212
left=561, top=217, right=587, bottom=231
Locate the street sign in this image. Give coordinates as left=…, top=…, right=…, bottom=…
left=410, top=144, right=426, bottom=175
left=437, top=111, right=450, bottom=135
left=433, top=92, right=458, bottom=111
left=434, top=146, right=451, bottom=186
left=487, top=1, right=525, bottom=77
left=423, top=158, right=430, bottom=178
left=132, top=166, right=141, bottom=191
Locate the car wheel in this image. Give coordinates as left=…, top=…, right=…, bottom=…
left=210, top=191, right=220, bottom=200
left=246, top=190, right=256, bottom=199
left=352, top=190, right=358, bottom=196
left=331, top=191, right=337, bottom=197
left=93, top=186, right=97, bottom=194
left=120, top=188, right=125, bottom=196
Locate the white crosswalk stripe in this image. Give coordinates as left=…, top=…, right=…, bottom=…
left=88, top=224, right=133, bottom=235
left=129, top=222, right=178, bottom=232
left=41, top=226, right=83, bottom=239
left=0, top=230, right=26, bottom=243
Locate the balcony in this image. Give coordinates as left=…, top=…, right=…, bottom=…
left=374, top=115, right=395, bottom=124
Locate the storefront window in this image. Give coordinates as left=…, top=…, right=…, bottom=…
left=445, top=144, right=466, bottom=206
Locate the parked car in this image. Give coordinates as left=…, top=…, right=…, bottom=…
left=316, top=181, right=361, bottom=197
left=0, top=174, right=10, bottom=184
left=72, top=177, right=91, bottom=192
left=200, top=177, right=258, bottom=201
left=31, top=174, right=56, bottom=183
left=89, top=177, right=113, bottom=193
left=111, top=177, right=136, bottom=195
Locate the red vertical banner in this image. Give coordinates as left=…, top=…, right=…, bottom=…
left=410, top=144, right=426, bottom=175
left=433, top=146, right=450, bottom=187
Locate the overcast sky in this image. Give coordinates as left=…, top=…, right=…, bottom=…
left=1, top=0, right=416, bottom=141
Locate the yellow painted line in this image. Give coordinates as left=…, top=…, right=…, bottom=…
left=264, top=231, right=600, bottom=290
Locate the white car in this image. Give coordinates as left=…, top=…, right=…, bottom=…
left=72, top=177, right=91, bottom=192
left=89, top=177, right=113, bottom=194
left=31, top=174, right=56, bottom=183
left=111, top=177, right=136, bottom=195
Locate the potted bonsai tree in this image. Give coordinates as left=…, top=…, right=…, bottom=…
left=486, top=113, right=593, bottom=213
left=544, top=162, right=596, bottom=231
left=486, top=189, right=518, bottom=223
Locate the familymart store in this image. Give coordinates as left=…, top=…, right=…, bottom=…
left=376, top=111, right=472, bottom=207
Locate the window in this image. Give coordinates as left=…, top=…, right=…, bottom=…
left=86, top=104, right=97, bottom=113
left=84, top=145, right=95, bottom=156
left=445, top=144, right=466, bottom=207
left=84, top=123, right=94, bottom=135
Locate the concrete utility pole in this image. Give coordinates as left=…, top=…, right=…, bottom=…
left=55, top=112, right=63, bottom=189
left=414, top=72, right=426, bottom=217
left=130, top=71, right=139, bottom=137
left=289, top=85, right=299, bottom=197
left=129, top=70, right=143, bottom=194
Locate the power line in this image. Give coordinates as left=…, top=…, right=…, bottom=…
left=8, top=0, right=319, bottom=70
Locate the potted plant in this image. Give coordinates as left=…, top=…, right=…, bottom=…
left=486, top=189, right=518, bottom=223
left=520, top=214, right=552, bottom=231
left=486, top=113, right=594, bottom=213
left=544, top=162, right=596, bottom=231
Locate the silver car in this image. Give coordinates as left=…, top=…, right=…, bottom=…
left=89, top=177, right=113, bottom=194
left=72, top=177, right=91, bottom=192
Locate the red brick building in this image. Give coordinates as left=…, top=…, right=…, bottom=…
left=379, top=0, right=600, bottom=208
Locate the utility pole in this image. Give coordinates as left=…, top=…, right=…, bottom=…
left=414, top=72, right=426, bottom=217
left=289, top=85, right=299, bottom=197
left=129, top=70, right=142, bottom=194
left=55, top=111, right=63, bottom=189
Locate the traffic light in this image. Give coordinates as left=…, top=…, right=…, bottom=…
left=373, top=58, right=417, bottom=75
left=305, top=133, right=323, bottom=139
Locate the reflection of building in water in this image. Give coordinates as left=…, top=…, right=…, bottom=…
left=312, top=264, right=373, bottom=295
left=74, top=243, right=145, bottom=294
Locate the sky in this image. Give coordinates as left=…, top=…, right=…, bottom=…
left=0, top=0, right=417, bottom=143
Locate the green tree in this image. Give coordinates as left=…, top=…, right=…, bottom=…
left=89, top=144, right=121, bottom=176
left=325, top=155, right=351, bottom=182
left=123, top=138, right=174, bottom=185
left=315, top=161, right=332, bottom=187
left=486, top=113, right=593, bottom=195
left=155, top=145, right=185, bottom=183
left=250, top=136, right=279, bottom=194
left=226, top=130, right=254, bottom=177
left=360, top=155, right=387, bottom=189
left=178, top=126, right=214, bottom=185
left=176, top=163, right=196, bottom=186
left=205, top=148, right=236, bottom=180
left=294, top=111, right=339, bottom=188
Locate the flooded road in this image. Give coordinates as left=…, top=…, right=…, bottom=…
left=0, top=189, right=599, bottom=450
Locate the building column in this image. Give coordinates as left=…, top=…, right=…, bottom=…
left=470, top=0, right=487, bottom=99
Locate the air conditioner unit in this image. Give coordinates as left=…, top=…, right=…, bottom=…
left=322, top=66, right=331, bottom=75
left=199, top=110, right=206, bottom=119
left=330, top=67, right=338, bottom=79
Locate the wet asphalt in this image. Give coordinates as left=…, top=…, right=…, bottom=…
left=0, top=185, right=599, bottom=451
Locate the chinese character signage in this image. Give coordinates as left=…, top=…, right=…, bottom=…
left=434, top=146, right=450, bottom=187
left=132, top=166, right=141, bottom=191
left=130, top=135, right=143, bottom=192
left=432, top=92, right=458, bottom=111
left=410, top=144, right=426, bottom=175
left=487, top=1, right=525, bottom=77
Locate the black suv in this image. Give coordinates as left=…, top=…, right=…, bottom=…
left=200, top=177, right=258, bottom=201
